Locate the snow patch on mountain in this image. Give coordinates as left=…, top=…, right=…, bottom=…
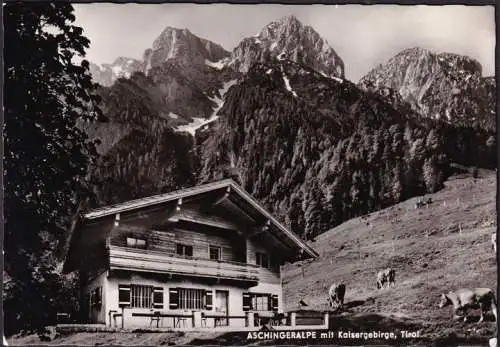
left=112, top=65, right=123, bottom=76
left=280, top=66, right=297, bottom=97
left=319, top=71, right=343, bottom=83
left=205, top=58, right=229, bottom=70
left=282, top=74, right=298, bottom=97
left=175, top=79, right=238, bottom=136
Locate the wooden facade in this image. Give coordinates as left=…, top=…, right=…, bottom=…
left=63, top=179, right=318, bottom=330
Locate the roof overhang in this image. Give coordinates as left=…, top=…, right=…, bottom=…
left=64, top=179, right=318, bottom=272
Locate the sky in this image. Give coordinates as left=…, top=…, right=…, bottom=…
left=73, top=4, right=495, bottom=82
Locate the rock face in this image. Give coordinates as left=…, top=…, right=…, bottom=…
left=227, top=15, right=344, bottom=78
left=359, top=47, right=495, bottom=131
left=142, top=27, right=230, bottom=74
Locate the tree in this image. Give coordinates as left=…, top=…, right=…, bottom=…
left=4, top=3, right=102, bottom=335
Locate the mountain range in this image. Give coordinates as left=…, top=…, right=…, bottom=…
left=85, top=15, right=495, bottom=240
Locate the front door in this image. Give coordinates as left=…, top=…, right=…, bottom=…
left=215, top=290, right=229, bottom=326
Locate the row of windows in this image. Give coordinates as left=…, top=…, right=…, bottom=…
left=125, top=239, right=276, bottom=269
left=118, top=285, right=278, bottom=312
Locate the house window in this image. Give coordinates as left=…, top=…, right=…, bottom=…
left=209, top=245, right=221, bottom=260
left=176, top=243, right=193, bottom=257
left=256, top=252, right=269, bottom=268
left=126, top=237, right=146, bottom=249
left=130, top=285, right=153, bottom=308
left=178, top=288, right=205, bottom=310
left=251, top=294, right=270, bottom=311
left=243, top=293, right=278, bottom=312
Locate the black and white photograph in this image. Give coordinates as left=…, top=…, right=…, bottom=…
left=3, top=2, right=497, bottom=346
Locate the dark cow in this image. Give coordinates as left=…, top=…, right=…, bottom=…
left=438, top=288, right=497, bottom=323
left=327, top=283, right=346, bottom=309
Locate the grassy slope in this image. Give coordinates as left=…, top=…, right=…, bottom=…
left=282, top=169, right=497, bottom=342
left=9, top=170, right=497, bottom=346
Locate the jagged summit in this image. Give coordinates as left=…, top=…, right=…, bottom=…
left=359, top=47, right=493, bottom=130
left=144, top=26, right=230, bottom=73
left=227, top=15, right=345, bottom=78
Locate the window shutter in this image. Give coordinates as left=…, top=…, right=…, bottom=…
left=272, top=295, right=279, bottom=311
left=118, top=284, right=130, bottom=307
left=205, top=290, right=213, bottom=310
left=95, top=287, right=102, bottom=308
left=242, top=293, right=251, bottom=311
left=169, top=288, right=179, bottom=309
left=153, top=287, right=164, bottom=309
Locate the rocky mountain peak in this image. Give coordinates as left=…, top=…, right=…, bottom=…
left=227, top=15, right=345, bottom=78
left=259, top=15, right=302, bottom=39
left=359, top=47, right=493, bottom=130
left=144, top=26, right=230, bottom=73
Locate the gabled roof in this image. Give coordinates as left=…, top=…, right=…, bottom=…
left=83, top=179, right=318, bottom=259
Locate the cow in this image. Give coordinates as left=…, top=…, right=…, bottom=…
left=438, top=288, right=497, bottom=323
left=492, top=233, right=497, bottom=253
left=377, top=268, right=396, bottom=289
left=327, top=283, right=346, bottom=310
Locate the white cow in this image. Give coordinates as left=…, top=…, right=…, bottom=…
left=377, top=268, right=396, bottom=289
left=438, top=288, right=497, bottom=323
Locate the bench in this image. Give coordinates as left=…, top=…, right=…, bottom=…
left=108, top=310, right=123, bottom=327
left=56, top=313, right=71, bottom=324
left=203, top=314, right=246, bottom=327
left=131, top=312, right=192, bottom=328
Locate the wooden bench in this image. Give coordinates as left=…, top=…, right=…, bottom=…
left=108, top=310, right=123, bottom=327
left=203, top=314, right=246, bottom=327
left=131, top=312, right=192, bottom=328
left=56, top=313, right=71, bottom=324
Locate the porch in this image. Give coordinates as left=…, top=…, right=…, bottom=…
left=108, top=246, right=260, bottom=283
left=107, top=309, right=329, bottom=331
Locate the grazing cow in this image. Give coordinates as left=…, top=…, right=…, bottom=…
left=327, top=283, right=346, bottom=309
left=492, top=233, right=497, bottom=253
left=415, top=199, right=424, bottom=209
left=377, top=268, right=396, bottom=289
left=438, top=288, right=497, bottom=323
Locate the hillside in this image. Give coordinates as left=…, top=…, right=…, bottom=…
left=282, top=169, right=497, bottom=342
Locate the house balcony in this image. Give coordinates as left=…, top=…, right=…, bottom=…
left=108, top=246, right=260, bottom=283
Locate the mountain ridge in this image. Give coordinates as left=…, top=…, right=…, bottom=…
left=358, top=47, right=495, bottom=131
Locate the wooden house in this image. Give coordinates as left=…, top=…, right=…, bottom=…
left=63, top=179, right=318, bottom=329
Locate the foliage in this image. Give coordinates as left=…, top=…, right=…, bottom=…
left=88, top=74, right=197, bottom=206
left=4, top=2, right=101, bottom=335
